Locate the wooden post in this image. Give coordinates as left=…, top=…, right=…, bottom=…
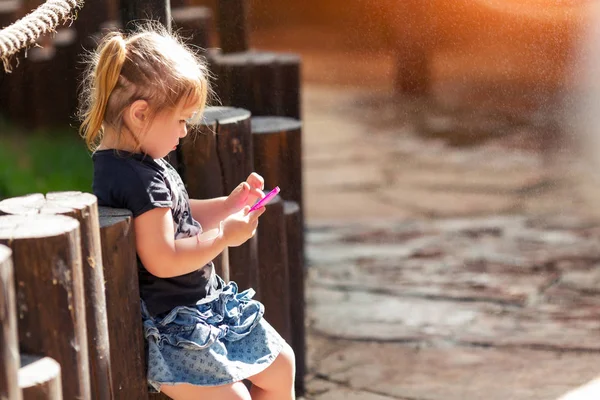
left=217, top=0, right=248, bottom=53
left=4, top=53, right=26, bottom=124
left=26, top=46, right=59, bottom=129
left=0, top=0, right=21, bottom=120
left=250, top=52, right=281, bottom=117
left=212, top=108, right=257, bottom=290
left=177, top=108, right=229, bottom=281
left=283, top=201, right=305, bottom=396
left=256, top=195, right=292, bottom=343
left=394, top=0, right=432, bottom=95
left=72, top=0, right=110, bottom=48
left=208, top=51, right=301, bottom=119
left=180, top=106, right=260, bottom=290
left=0, top=0, right=20, bottom=29
left=0, top=245, right=21, bottom=400
left=278, top=53, right=302, bottom=120
left=171, top=6, right=213, bottom=50
left=0, top=192, right=114, bottom=400
left=98, top=207, right=149, bottom=399
left=120, top=0, right=171, bottom=32
left=208, top=52, right=253, bottom=114
left=48, top=192, right=113, bottom=400
left=0, top=214, right=91, bottom=400
left=251, top=117, right=304, bottom=218
left=19, top=355, right=62, bottom=400
left=52, top=28, right=79, bottom=126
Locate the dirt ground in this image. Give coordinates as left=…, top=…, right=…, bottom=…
left=250, top=21, right=600, bottom=400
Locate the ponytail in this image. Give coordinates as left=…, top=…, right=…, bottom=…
left=79, top=33, right=127, bottom=151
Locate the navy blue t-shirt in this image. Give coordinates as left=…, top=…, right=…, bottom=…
left=92, top=149, right=221, bottom=316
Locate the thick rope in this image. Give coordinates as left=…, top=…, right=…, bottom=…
left=0, top=0, right=84, bottom=71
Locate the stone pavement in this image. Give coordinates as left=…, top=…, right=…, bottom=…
left=299, top=85, right=600, bottom=400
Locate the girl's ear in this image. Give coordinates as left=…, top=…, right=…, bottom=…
left=127, top=99, right=150, bottom=129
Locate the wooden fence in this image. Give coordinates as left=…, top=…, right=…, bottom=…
left=0, top=0, right=306, bottom=398
left=0, top=104, right=306, bottom=399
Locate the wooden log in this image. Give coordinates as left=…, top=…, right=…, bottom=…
left=26, top=46, right=59, bottom=129
left=250, top=52, right=281, bottom=117
left=181, top=106, right=260, bottom=289
left=256, top=195, right=291, bottom=343
left=0, top=245, right=21, bottom=400
left=169, top=0, right=186, bottom=8
left=211, top=107, right=257, bottom=291
left=216, top=0, right=248, bottom=53
left=251, top=116, right=304, bottom=217
left=0, top=69, right=6, bottom=119
left=0, top=0, right=20, bottom=29
left=0, top=192, right=114, bottom=400
left=0, top=214, right=91, bottom=400
left=283, top=201, right=305, bottom=396
left=177, top=107, right=229, bottom=281
left=47, top=192, right=113, bottom=400
left=148, top=393, right=171, bottom=400
left=172, top=6, right=213, bottom=50
left=208, top=50, right=301, bottom=119
left=72, top=0, right=110, bottom=47
left=3, top=53, right=26, bottom=124
left=100, top=207, right=158, bottom=398
left=120, top=0, right=172, bottom=33
left=277, top=53, right=302, bottom=120
left=98, top=207, right=149, bottom=399
left=19, top=355, right=62, bottom=400
left=209, top=52, right=254, bottom=115
left=52, top=28, right=79, bottom=127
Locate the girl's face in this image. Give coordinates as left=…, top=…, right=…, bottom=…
left=140, top=103, right=198, bottom=159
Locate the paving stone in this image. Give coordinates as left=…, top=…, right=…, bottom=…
left=305, top=162, right=385, bottom=189
left=306, top=217, right=600, bottom=350
left=378, top=186, right=517, bottom=217
left=312, top=341, right=600, bottom=400
left=305, top=189, right=413, bottom=222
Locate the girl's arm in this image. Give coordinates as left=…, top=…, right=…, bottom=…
left=190, top=173, right=265, bottom=230
left=189, top=197, right=232, bottom=231
left=134, top=206, right=265, bottom=278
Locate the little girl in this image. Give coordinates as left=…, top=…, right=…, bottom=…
left=78, top=24, right=295, bottom=400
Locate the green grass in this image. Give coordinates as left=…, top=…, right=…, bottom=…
left=0, top=118, right=93, bottom=200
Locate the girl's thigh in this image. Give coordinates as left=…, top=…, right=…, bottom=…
left=160, top=381, right=251, bottom=400
left=248, top=341, right=296, bottom=390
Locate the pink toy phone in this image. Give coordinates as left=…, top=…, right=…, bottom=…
left=249, top=186, right=280, bottom=212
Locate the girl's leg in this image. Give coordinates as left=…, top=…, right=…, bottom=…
left=247, top=342, right=296, bottom=400
left=160, top=381, right=251, bottom=400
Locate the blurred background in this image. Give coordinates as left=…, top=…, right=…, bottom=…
left=3, top=0, right=600, bottom=399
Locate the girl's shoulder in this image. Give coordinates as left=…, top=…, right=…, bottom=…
left=93, top=149, right=167, bottom=180
left=92, top=149, right=173, bottom=216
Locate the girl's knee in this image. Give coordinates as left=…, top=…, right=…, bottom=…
left=160, top=381, right=251, bottom=400
left=278, top=342, right=296, bottom=378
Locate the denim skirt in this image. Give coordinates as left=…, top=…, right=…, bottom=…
left=141, top=279, right=284, bottom=392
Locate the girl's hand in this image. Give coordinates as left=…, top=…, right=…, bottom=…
left=225, top=173, right=265, bottom=212
left=222, top=205, right=266, bottom=247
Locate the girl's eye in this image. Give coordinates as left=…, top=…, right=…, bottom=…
left=179, top=120, right=186, bottom=124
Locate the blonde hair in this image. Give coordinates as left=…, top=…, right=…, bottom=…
left=78, top=24, right=211, bottom=151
